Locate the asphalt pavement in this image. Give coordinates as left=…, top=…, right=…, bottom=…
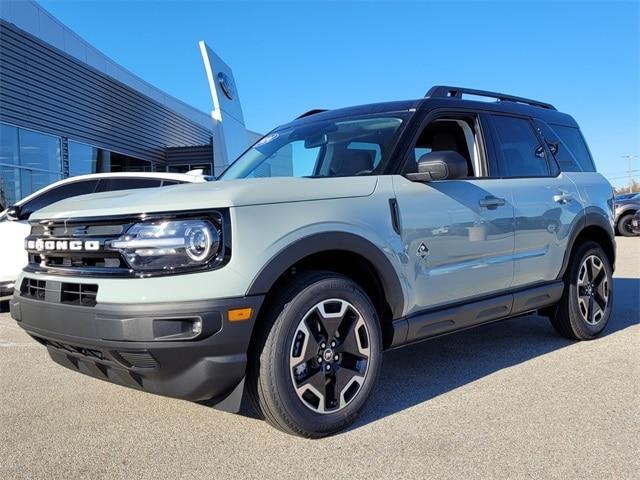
left=1, top=238, right=638, bottom=479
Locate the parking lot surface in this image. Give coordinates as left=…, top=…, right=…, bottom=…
left=1, top=238, right=638, bottom=479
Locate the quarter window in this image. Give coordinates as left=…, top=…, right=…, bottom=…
left=491, top=115, right=549, bottom=177
left=549, top=124, right=596, bottom=172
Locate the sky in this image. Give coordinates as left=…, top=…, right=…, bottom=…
left=38, top=0, right=639, bottom=186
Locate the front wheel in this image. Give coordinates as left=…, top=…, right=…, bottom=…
left=549, top=241, right=613, bottom=340
left=247, top=271, right=382, bottom=438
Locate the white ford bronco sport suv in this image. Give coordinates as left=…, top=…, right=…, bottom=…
left=10, top=86, right=615, bottom=438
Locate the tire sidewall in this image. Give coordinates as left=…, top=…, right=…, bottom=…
left=267, top=275, right=382, bottom=435
left=566, top=243, right=614, bottom=338
left=618, top=214, right=636, bottom=237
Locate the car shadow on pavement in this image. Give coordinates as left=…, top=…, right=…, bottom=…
left=351, top=277, right=639, bottom=431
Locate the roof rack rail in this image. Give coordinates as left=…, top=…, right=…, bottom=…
left=425, top=86, right=556, bottom=110
left=296, top=109, right=328, bottom=119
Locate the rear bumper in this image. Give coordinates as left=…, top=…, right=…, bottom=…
left=10, top=293, right=263, bottom=409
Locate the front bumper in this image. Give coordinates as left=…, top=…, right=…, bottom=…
left=10, top=291, right=263, bottom=409
left=0, top=281, right=15, bottom=301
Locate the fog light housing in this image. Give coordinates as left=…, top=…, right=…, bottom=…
left=191, top=319, right=203, bottom=335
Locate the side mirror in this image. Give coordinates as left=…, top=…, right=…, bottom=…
left=6, top=205, right=21, bottom=221
left=406, top=150, right=468, bottom=182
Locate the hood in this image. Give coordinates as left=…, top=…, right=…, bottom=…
left=30, top=176, right=378, bottom=220
left=615, top=198, right=640, bottom=208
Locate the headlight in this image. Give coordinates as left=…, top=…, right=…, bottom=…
left=110, top=218, right=221, bottom=272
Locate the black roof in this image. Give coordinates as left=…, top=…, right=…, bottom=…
left=282, top=85, right=577, bottom=129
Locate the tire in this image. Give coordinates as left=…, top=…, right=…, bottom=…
left=549, top=241, right=613, bottom=340
left=246, top=271, right=382, bottom=438
left=617, top=213, right=637, bottom=237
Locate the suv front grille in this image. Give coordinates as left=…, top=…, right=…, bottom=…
left=29, top=252, right=125, bottom=269
left=25, top=218, right=132, bottom=277
left=21, top=278, right=99, bottom=307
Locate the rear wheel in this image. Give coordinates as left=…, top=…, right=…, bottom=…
left=247, top=271, right=382, bottom=438
left=617, top=213, right=637, bottom=237
left=549, top=241, right=613, bottom=340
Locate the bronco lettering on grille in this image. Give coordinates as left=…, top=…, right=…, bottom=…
left=26, top=239, right=101, bottom=252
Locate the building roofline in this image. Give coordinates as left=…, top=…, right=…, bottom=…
left=0, top=0, right=213, bottom=131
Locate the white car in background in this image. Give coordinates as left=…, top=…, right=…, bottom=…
left=0, top=171, right=211, bottom=301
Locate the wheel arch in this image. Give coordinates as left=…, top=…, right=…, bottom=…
left=246, top=232, right=405, bottom=324
left=616, top=207, right=637, bottom=226
left=558, top=210, right=616, bottom=279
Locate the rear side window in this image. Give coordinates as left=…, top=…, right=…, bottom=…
left=490, top=115, right=549, bottom=177
left=549, top=124, right=596, bottom=172
left=95, top=178, right=162, bottom=192
left=19, top=180, right=99, bottom=219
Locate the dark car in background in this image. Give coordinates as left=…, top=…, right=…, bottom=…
left=614, top=193, right=640, bottom=236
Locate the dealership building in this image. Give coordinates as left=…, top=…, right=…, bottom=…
left=0, top=0, right=255, bottom=209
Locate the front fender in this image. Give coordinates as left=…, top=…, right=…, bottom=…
left=246, top=230, right=405, bottom=319
left=616, top=203, right=639, bottom=217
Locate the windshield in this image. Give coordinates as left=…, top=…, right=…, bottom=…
left=220, top=114, right=407, bottom=180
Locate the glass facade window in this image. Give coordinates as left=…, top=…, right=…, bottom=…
left=0, top=163, right=20, bottom=210
left=69, top=141, right=152, bottom=175
left=0, top=124, right=19, bottom=165
left=0, top=123, right=62, bottom=209
left=19, top=129, right=61, bottom=172
left=0, top=126, right=188, bottom=211
left=167, top=163, right=213, bottom=175
left=69, top=141, right=108, bottom=176
left=110, top=152, right=153, bottom=172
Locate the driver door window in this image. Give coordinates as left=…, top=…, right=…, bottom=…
left=404, top=118, right=480, bottom=177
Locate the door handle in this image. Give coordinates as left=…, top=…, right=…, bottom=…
left=553, top=191, right=573, bottom=204
left=479, top=196, right=506, bottom=209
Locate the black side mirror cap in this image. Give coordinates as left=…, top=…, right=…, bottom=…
left=406, top=150, right=468, bottom=182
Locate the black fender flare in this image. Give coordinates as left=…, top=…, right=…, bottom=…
left=557, top=208, right=616, bottom=279
left=246, top=231, right=405, bottom=319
